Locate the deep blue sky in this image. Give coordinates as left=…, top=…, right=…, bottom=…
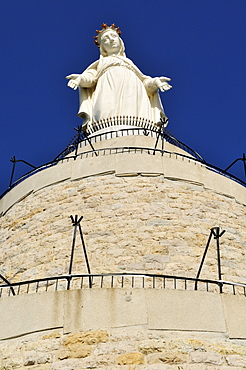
left=0, top=0, right=245, bottom=195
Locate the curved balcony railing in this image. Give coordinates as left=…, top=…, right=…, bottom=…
left=54, top=127, right=204, bottom=162
left=1, top=127, right=245, bottom=199
left=1, top=273, right=246, bottom=298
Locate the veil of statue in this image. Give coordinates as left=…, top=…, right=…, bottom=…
left=66, top=23, right=172, bottom=133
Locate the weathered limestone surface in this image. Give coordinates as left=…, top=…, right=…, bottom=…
left=0, top=174, right=245, bottom=285
left=1, top=327, right=246, bottom=369
left=0, top=267, right=246, bottom=369
left=0, top=265, right=246, bottom=368
left=0, top=138, right=245, bottom=369
left=1, top=288, right=246, bottom=341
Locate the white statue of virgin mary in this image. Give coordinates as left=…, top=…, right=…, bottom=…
left=66, top=23, right=172, bottom=132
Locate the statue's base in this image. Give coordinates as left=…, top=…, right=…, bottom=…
left=84, top=116, right=166, bottom=135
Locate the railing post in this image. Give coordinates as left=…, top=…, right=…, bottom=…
left=153, top=127, right=162, bottom=155
left=195, top=229, right=213, bottom=290
left=161, top=118, right=168, bottom=155
left=195, top=227, right=225, bottom=292
left=213, top=227, right=225, bottom=293
left=70, top=215, right=92, bottom=288
left=78, top=222, right=92, bottom=288
left=82, top=131, right=98, bottom=156
left=74, top=125, right=83, bottom=159
left=9, top=156, right=16, bottom=188
left=152, top=118, right=168, bottom=156
left=9, top=157, right=36, bottom=189
left=224, top=153, right=246, bottom=179
left=67, top=215, right=81, bottom=289
left=0, top=273, right=15, bottom=296
left=66, top=276, right=72, bottom=291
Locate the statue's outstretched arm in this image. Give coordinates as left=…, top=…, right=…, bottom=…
left=66, top=74, right=81, bottom=90
left=144, top=77, right=172, bottom=94
left=66, top=70, right=97, bottom=90
left=156, top=77, right=172, bottom=92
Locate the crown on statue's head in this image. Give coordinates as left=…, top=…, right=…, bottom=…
left=94, top=23, right=121, bottom=47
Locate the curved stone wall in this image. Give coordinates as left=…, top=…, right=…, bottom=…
left=1, top=135, right=246, bottom=369
left=0, top=136, right=245, bottom=284
left=1, top=288, right=246, bottom=369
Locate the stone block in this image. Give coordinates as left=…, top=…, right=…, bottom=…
left=138, top=340, right=166, bottom=354
left=71, top=154, right=115, bottom=180
left=42, top=332, right=61, bottom=340
left=0, top=291, right=64, bottom=340
left=1, top=356, right=23, bottom=369
left=64, top=289, right=148, bottom=333
left=226, top=354, right=246, bottom=367
left=146, top=290, right=226, bottom=332
left=164, top=154, right=204, bottom=185
left=63, top=331, right=109, bottom=346
left=208, top=341, right=246, bottom=355
left=203, top=167, right=240, bottom=201
left=189, top=350, right=224, bottom=365
left=117, top=352, right=144, bottom=365
left=93, top=341, right=136, bottom=356
left=115, top=152, right=164, bottom=176
left=37, top=353, right=52, bottom=364
left=83, top=354, right=117, bottom=368
left=222, top=294, right=246, bottom=339
left=24, top=338, right=61, bottom=352
left=230, top=180, right=246, bottom=205
left=51, top=359, right=81, bottom=370
left=59, top=343, right=92, bottom=359
left=144, top=254, right=169, bottom=264
left=24, top=351, right=36, bottom=366
left=147, top=351, right=188, bottom=364
left=32, top=162, right=72, bottom=193
left=110, top=328, right=145, bottom=342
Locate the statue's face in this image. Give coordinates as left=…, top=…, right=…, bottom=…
left=100, top=30, right=121, bottom=55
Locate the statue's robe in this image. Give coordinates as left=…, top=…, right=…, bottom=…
left=78, top=55, right=167, bottom=130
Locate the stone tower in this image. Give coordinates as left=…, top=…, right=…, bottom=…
left=0, top=25, right=246, bottom=369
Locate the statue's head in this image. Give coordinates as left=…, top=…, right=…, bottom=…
left=94, top=23, right=125, bottom=57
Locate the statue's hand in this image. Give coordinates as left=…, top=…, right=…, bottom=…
left=155, top=77, right=172, bottom=92
left=66, top=74, right=81, bottom=90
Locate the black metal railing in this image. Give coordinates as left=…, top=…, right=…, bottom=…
left=54, top=127, right=204, bottom=162
left=1, top=147, right=245, bottom=200
left=0, top=273, right=246, bottom=298
left=1, top=127, right=245, bottom=199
